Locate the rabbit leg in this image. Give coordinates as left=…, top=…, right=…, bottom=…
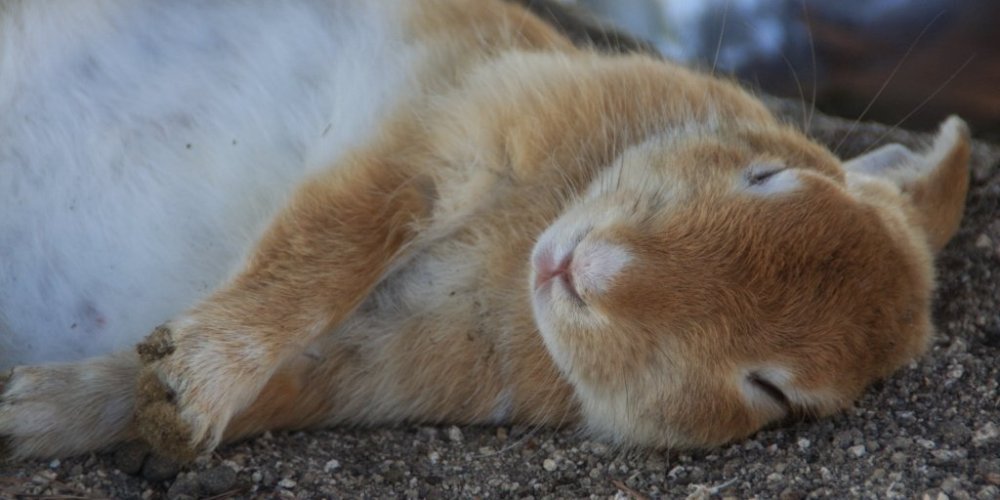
left=133, top=154, right=434, bottom=461
left=0, top=351, right=139, bottom=460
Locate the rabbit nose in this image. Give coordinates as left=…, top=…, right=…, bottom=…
left=533, top=250, right=577, bottom=295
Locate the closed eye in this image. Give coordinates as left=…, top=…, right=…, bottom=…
left=746, top=167, right=786, bottom=186
left=742, top=166, right=799, bottom=195
left=748, top=371, right=791, bottom=412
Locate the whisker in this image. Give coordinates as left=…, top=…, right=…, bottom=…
left=779, top=51, right=809, bottom=131
left=612, top=127, right=625, bottom=193
left=832, top=9, right=947, bottom=155
left=622, top=358, right=633, bottom=438
left=800, top=0, right=818, bottom=131
left=732, top=17, right=809, bottom=130
left=862, top=53, right=976, bottom=155
left=710, top=0, right=731, bottom=76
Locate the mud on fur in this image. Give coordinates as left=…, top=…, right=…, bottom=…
left=0, top=0, right=970, bottom=461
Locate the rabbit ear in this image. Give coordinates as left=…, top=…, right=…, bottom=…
left=845, top=116, right=971, bottom=253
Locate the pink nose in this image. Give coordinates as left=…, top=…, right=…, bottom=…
left=534, top=251, right=576, bottom=294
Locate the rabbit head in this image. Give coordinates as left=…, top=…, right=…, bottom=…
left=530, top=116, right=970, bottom=448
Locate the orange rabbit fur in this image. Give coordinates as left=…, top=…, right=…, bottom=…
left=0, top=0, right=969, bottom=461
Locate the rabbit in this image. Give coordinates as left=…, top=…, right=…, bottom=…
left=0, top=0, right=970, bottom=461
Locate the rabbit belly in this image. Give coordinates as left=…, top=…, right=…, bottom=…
left=0, top=1, right=423, bottom=368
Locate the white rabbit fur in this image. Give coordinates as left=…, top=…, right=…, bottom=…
left=0, top=1, right=424, bottom=367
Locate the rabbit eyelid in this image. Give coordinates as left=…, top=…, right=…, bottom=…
left=738, top=366, right=805, bottom=418
left=742, top=164, right=798, bottom=196
left=746, top=371, right=794, bottom=417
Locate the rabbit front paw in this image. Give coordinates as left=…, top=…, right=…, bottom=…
left=134, top=321, right=276, bottom=461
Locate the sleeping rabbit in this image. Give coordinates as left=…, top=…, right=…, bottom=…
left=0, top=0, right=969, bottom=461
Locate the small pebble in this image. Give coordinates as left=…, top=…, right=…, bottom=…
left=142, top=454, right=181, bottom=482
left=166, top=474, right=199, bottom=500
left=779, top=488, right=805, bottom=500
left=31, top=471, right=55, bottom=485
left=324, top=459, right=341, bottom=472
left=419, top=427, right=439, bottom=441
left=975, top=234, right=993, bottom=249
left=447, top=426, right=464, bottom=443
left=113, top=441, right=151, bottom=475
left=542, top=459, right=557, bottom=472
left=972, top=422, right=998, bottom=446
left=198, top=465, right=237, bottom=495
left=978, top=486, right=999, bottom=499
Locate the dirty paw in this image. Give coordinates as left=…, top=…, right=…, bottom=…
left=133, top=324, right=201, bottom=461
left=112, top=440, right=185, bottom=481
left=133, top=321, right=271, bottom=461
left=135, top=367, right=200, bottom=462
left=136, top=324, right=175, bottom=363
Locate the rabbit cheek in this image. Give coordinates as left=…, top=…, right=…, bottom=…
left=577, top=358, right=777, bottom=449
left=663, top=374, right=777, bottom=447
left=569, top=240, right=632, bottom=300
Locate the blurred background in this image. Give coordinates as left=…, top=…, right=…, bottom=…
left=567, top=0, right=1000, bottom=135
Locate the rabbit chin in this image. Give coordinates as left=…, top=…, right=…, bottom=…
left=530, top=279, right=697, bottom=448
left=530, top=208, right=681, bottom=446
